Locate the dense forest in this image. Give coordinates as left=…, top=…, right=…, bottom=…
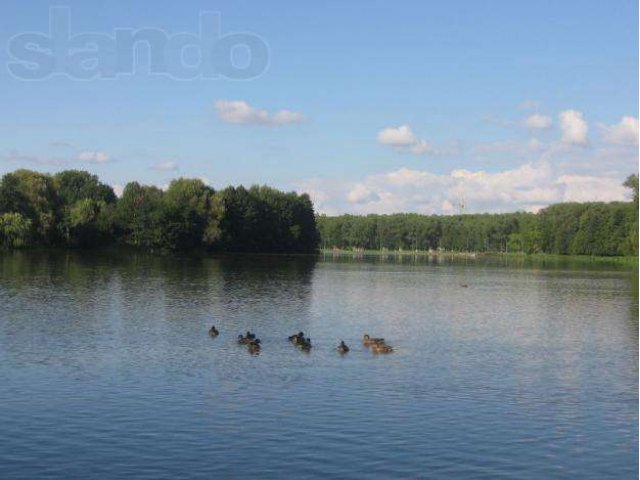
left=0, top=169, right=319, bottom=253
left=317, top=175, right=639, bottom=257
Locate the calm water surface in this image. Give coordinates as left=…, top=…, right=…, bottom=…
left=0, top=251, right=637, bottom=479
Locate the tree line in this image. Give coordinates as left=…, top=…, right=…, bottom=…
left=317, top=175, right=639, bottom=257
left=1, top=169, right=637, bottom=257
left=0, top=169, right=320, bottom=253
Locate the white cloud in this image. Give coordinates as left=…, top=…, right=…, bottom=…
left=347, top=183, right=380, bottom=204
left=556, top=174, right=628, bottom=202
left=599, top=116, right=639, bottom=146
left=293, top=178, right=345, bottom=216
left=215, top=100, right=304, bottom=125
left=377, top=124, right=439, bottom=155
left=378, top=125, right=419, bottom=146
left=77, top=150, right=110, bottom=163
left=559, top=110, right=588, bottom=145
left=152, top=161, right=178, bottom=171
left=335, top=162, right=563, bottom=214
left=300, top=161, right=630, bottom=215
left=524, top=113, right=552, bottom=130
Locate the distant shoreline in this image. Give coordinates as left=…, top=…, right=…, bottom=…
left=320, top=248, right=639, bottom=265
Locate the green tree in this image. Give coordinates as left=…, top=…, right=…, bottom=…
left=0, top=212, right=32, bottom=248
left=115, top=182, right=165, bottom=249
left=624, top=174, right=639, bottom=205
left=0, top=170, right=59, bottom=243
left=54, top=170, right=116, bottom=206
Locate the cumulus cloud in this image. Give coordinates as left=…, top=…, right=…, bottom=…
left=599, top=116, right=639, bottom=146
left=152, top=161, right=178, bottom=171
left=294, top=178, right=347, bottom=216
left=347, top=183, right=381, bottom=204
left=215, top=100, right=304, bottom=125
left=340, top=163, right=564, bottom=214
left=377, top=125, right=439, bottom=155
left=557, top=174, right=628, bottom=202
left=298, top=161, right=629, bottom=215
left=559, top=110, right=588, bottom=145
left=377, top=125, right=419, bottom=147
left=77, top=151, right=110, bottom=163
left=524, top=113, right=552, bottom=130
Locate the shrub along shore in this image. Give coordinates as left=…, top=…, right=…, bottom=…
left=0, top=169, right=637, bottom=257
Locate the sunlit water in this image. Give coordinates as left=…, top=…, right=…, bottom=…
left=0, top=251, right=637, bottom=479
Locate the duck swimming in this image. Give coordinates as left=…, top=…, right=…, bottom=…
left=298, top=337, right=312, bottom=351
left=288, top=331, right=304, bottom=344
left=371, top=343, right=394, bottom=354
left=247, top=338, right=261, bottom=353
left=363, top=334, right=385, bottom=347
left=337, top=341, right=349, bottom=354
left=208, top=326, right=219, bottom=337
left=237, top=334, right=253, bottom=345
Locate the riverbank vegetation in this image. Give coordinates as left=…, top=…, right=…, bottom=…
left=0, top=169, right=319, bottom=253
left=317, top=175, right=638, bottom=257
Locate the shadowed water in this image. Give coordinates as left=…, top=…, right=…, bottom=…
left=0, top=251, right=637, bottom=479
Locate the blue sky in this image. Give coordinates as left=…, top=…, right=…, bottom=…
left=0, top=0, right=637, bottom=214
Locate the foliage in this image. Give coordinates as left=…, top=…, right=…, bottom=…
left=0, top=169, right=320, bottom=253
left=0, top=212, right=32, bottom=248
left=624, top=174, right=638, bottom=205
left=0, top=169, right=59, bottom=243
left=218, top=185, right=319, bottom=253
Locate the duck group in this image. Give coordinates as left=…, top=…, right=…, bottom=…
left=237, top=331, right=261, bottom=353
left=208, top=326, right=393, bottom=355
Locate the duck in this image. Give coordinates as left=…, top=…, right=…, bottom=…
left=208, top=325, right=219, bottom=337
left=371, top=343, right=394, bottom=354
left=247, top=338, right=261, bottom=353
left=237, top=334, right=252, bottom=345
left=362, top=334, right=385, bottom=347
left=459, top=283, right=469, bottom=288
left=288, top=331, right=304, bottom=344
left=337, top=341, right=349, bottom=354
left=245, top=331, right=256, bottom=340
left=298, top=337, right=312, bottom=351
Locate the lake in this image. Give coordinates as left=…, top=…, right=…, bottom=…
left=0, top=250, right=637, bottom=479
